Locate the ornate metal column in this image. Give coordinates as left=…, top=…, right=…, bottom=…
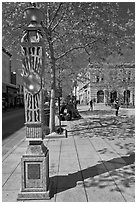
left=17, top=6, right=50, bottom=200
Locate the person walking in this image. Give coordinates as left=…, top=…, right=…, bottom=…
left=115, top=99, right=120, bottom=116
left=89, top=99, right=93, bottom=111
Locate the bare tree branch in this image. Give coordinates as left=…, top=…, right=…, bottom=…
left=48, top=3, right=63, bottom=29
left=41, top=21, right=49, bottom=37
left=51, top=5, right=68, bottom=32
left=51, top=30, right=70, bottom=44
left=51, top=11, right=65, bottom=32
left=56, top=40, right=97, bottom=61
left=84, top=47, right=92, bottom=63
left=51, top=31, right=65, bottom=44
left=46, top=3, right=50, bottom=28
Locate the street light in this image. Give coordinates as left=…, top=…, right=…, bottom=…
left=17, top=5, right=50, bottom=201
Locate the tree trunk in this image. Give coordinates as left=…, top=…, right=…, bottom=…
left=49, top=87, right=55, bottom=133
left=48, top=41, right=56, bottom=133
left=49, top=54, right=56, bottom=133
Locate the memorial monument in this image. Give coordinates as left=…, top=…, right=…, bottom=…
left=17, top=5, right=50, bottom=200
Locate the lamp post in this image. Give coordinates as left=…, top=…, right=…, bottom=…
left=73, top=80, right=77, bottom=108
left=17, top=5, right=50, bottom=200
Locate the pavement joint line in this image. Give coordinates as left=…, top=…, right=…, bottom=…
left=87, top=136, right=127, bottom=202
left=2, top=130, right=51, bottom=162
left=102, top=136, right=133, bottom=158
left=2, top=161, right=21, bottom=188
left=2, top=137, right=25, bottom=162
left=72, top=135, right=89, bottom=202
left=54, top=140, right=62, bottom=202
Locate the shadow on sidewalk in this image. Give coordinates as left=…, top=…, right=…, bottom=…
left=50, top=153, right=135, bottom=198
left=68, top=115, right=134, bottom=141
left=79, top=109, right=114, bottom=116
left=67, top=117, right=118, bottom=133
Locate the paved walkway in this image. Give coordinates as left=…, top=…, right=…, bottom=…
left=2, top=104, right=135, bottom=202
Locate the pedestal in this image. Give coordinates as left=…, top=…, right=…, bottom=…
left=17, top=141, right=51, bottom=200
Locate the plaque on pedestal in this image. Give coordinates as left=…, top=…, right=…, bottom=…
left=17, top=143, right=51, bottom=200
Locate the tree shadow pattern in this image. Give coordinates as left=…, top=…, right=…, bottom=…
left=50, top=153, right=135, bottom=198
left=50, top=110, right=135, bottom=200
left=68, top=112, right=135, bottom=155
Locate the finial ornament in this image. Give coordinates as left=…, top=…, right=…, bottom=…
left=30, top=2, right=37, bottom=7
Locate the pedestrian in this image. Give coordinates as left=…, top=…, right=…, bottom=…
left=89, top=99, right=93, bottom=111
left=93, top=98, right=96, bottom=107
left=115, top=99, right=120, bottom=116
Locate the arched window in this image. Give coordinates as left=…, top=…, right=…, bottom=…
left=124, top=90, right=130, bottom=104
left=97, top=90, right=104, bottom=103
left=110, top=91, right=117, bottom=103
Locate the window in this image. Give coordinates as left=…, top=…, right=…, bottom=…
left=96, top=75, right=99, bottom=83
left=101, top=75, right=104, bottom=81
left=128, top=71, right=131, bottom=81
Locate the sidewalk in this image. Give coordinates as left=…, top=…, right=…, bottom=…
left=2, top=105, right=135, bottom=202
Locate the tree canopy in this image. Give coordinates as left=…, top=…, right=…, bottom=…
left=3, top=2, right=134, bottom=60
left=2, top=2, right=135, bottom=132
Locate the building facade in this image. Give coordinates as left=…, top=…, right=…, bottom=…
left=2, top=47, right=24, bottom=108
left=2, top=47, right=16, bottom=108
left=78, top=63, right=135, bottom=107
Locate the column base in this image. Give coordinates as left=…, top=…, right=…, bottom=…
left=45, top=128, right=67, bottom=139
left=17, top=189, right=50, bottom=200
left=17, top=141, right=51, bottom=201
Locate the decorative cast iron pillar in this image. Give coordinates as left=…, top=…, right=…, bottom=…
left=17, top=6, right=50, bottom=200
